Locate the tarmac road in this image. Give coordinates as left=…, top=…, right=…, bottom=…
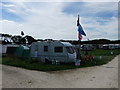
left=1, top=55, right=119, bottom=88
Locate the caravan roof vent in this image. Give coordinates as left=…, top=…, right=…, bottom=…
left=44, top=39, right=54, bottom=42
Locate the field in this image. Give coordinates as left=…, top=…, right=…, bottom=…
left=1, top=49, right=120, bottom=71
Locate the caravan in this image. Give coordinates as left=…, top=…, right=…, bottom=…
left=30, top=41, right=76, bottom=63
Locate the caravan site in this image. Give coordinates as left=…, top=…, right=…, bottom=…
left=1, top=2, right=119, bottom=88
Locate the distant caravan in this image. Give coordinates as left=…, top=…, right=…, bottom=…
left=30, top=41, right=77, bottom=63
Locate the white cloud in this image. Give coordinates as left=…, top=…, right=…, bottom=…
left=2, top=0, right=120, bottom=2
left=2, top=4, right=15, bottom=8
left=1, top=2, right=78, bottom=40
left=82, top=17, right=118, bottom=40
left=1, top=20, right=21, bottom=35
left=2, top=1, right=32, bottom=17
left=84, top=2, right=118, bottom=13
left=1, top=1, right=118, bottom=41
left=7, top=8, right=17, bottom=13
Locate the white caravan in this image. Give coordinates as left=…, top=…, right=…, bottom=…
left=30, top=41, right=76, bottom=63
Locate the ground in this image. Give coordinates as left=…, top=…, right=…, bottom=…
left=0, top=55, right=119, bottom=88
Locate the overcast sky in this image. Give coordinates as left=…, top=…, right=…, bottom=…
left=0, top=0, right=119, bottom=41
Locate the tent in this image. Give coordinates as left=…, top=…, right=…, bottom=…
left=6, top=44, right=19, bottom=57
left=15, top=45, right=30, bottom=58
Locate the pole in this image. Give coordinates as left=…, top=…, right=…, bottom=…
left=78, top=39, right=81, bottom=60
left=78, top=15, right=81, bottom=60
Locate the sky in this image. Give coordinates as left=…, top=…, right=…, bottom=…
left=0, top=0, right=119, bottom=41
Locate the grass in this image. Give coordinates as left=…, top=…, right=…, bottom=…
left=1, top=57, right=77, bottom=71
left=1, top=49, right=120, bottom=71
left=82, top=49, right=119, bottom=56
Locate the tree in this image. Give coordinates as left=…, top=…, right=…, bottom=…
left=20, top=37, right=26, bottom=44
left=1, top=33, right=12, bottom=44
left=24, top=35, right=36, bottom=45
left=11, top=35, right=23, bottom=44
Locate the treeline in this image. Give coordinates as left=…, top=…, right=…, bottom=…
left=60, top=39, right=120, bottom=45
left=0, top=33, right=119, bottom=45
left=0, top=33, right=36, bottom=45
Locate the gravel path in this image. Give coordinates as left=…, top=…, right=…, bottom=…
left=1, top=55, right=119, bottom=88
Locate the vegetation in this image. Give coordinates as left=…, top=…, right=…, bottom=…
left=1, top=57, right=76, bottom=71
left=0, top=33, right=36, bottom=45
left=82, top=49, right=119, bottom=56
left=1, top=49, right=119, bottom=71
left=1, top=33, right=120, bottom=45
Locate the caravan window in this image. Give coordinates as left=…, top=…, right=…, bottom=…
left=66, top=46, right=75, bottom=54
left=44, top=46, right=48, bottom=52
left=54, top=47, right=63, bottom=53
left=35, top=45, right=38, bottom=51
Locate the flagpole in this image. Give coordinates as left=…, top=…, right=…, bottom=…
left=77, top=15, right=81, bottom=60
left=78, top=37, right=81, bottom=60
left=77, top=14, right=86, bottom=60
left=79, top=15, right=81, bottom=60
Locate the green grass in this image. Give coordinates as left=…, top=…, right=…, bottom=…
left=0, top=58, right=2, bottom=64
left=1, top=49, right=120, bottom=71
left=1, top=57, right=77, bottom=71
left=80, top=56, right=115, bottom=67
left=80, top=49, right=119, bottom=67
left=82, top=49, right=119, bottom=56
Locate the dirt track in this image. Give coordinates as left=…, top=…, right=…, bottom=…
left=1, top=55, right=119, bottom=88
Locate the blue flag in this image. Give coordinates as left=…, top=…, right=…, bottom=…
left=78, top=24, right=86, bottom=36
left=77, top=15, right=86, bottom=36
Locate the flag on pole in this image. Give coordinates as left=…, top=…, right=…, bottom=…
left=77, top=15, right=86, bottom=40
left=78, top=33, right=82, bottom=40
left=78, top=24, right=86, bottom=36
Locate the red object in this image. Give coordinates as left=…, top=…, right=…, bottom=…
left=78, top=33, right=82, bottom=40
left=86, top=55, right=93, bottom=60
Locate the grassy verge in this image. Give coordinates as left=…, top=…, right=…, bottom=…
left=1, top=49, right=120, bottom=71
left=82, top=49, right=119, bottom=56
left=1, top=57, right=77, bottom=71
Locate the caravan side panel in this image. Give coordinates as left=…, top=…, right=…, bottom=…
left=49, top=42, right=68, bottom=62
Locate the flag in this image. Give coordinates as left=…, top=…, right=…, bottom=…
left=78, top=24, right=86, bottom=36
left=77, top=15, right=86, bottom=40
left=78, top=33, right=82, bottom=40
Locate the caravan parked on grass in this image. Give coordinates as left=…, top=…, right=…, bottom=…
left=30, top=40, right=76, bottom=63
left=2, top=44, right=19, bottom=56
left=81, top=44, right=93, bottom=51
left=109, top=44, right=115, bottom=49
